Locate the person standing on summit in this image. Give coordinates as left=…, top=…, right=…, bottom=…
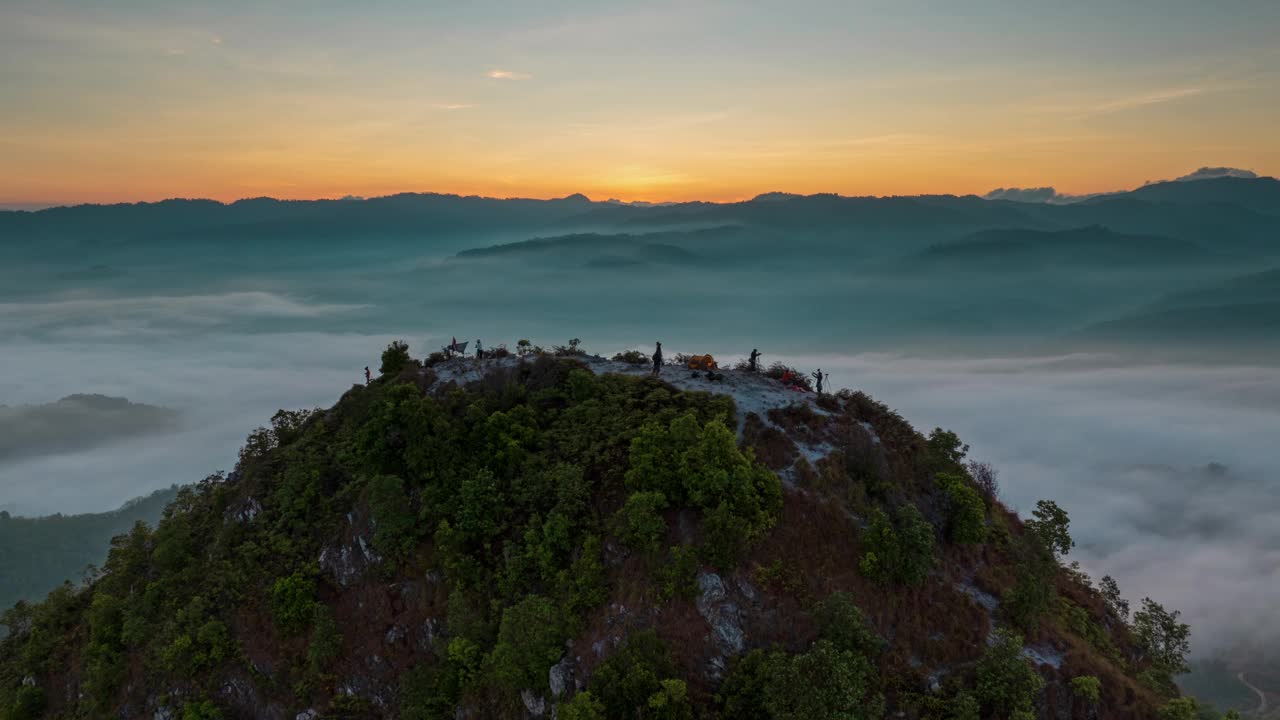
left=749, top=348, right=761, bottom=372
left=652, top=341, right=663, bottom=377
left=475, top=339, right=483, bottom=361
left=812, top=369, right=826, bottom=395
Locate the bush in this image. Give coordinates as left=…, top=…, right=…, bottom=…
left=626, top=413, right=781, bottom=569
left=553, top=338, right=586, bottom=356
left=9, top=686, right=47, bottom=720
left=308, top=605, right=343, bottom=670
left=614, top=492, right=668, bottom=555
left=763, top=640, right=883, bottom=720
left=558, top=691, right=607, bottom=720
left=182, top=701, right=223, bottom=720
left=587, top=631, right=686, bottom=720
left=487, top=595, right=565, bottom=692
left=367, top=474, right=417, bottom=560
left=1071, top=675, right=1101, bottom=703
left=1157, top=697, right=1201, bottom=720
left=813, top=592, right=883, bottom=656
left=975, top=628, right=1045, bottom=717
left=937, top=473, right=987, bottom=545
left=859, top=504, right=935, bottom=586
left=380, top=340, right=412, bottom=375
left=926, top=428, right=968, bottom=469
left=270, top=572, right=318, bottom=636
left=612, top=349, right=650, bottom=365
left=763, top=362, right=813, bottom=391
left=966, top=460, right=1000, bottom=500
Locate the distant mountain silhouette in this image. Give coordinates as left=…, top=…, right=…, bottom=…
left=1096, top=176, right=1280, bottom=216
left=916, top=226, right=1209, bottom=270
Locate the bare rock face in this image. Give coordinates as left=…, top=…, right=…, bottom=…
left=695, top=572, right=746, bottom=666
left=520, top=689, right=547, bottom=717
left=549, top=657, right=574, bottom=698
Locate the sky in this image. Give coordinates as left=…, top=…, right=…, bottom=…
left=2, top=0, right=1279, bottom=205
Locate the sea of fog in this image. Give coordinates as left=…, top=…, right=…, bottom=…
left=0, top=289, right=1276, bottom=662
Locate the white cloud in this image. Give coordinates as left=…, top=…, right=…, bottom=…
left=1090, top=87, right=1202, bottom=114
left=486, top=69, right=531, bottom=80
left=432, top=103, right=474, bottom=111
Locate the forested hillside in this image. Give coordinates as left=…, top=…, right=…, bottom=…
left=0, top=348, right=1202, bottom=719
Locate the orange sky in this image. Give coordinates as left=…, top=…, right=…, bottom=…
left=3, top=2, right=1279, bottom=206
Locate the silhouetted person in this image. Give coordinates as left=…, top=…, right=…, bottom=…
left=652, top=341, right=663, bottom=376
left=812, top=369, right=825, bottom=395
left=364, top=366, right=371, bottom=385
left=475, top=339, right=483, bottom=360
left=749, top=348, right=761, bottom=372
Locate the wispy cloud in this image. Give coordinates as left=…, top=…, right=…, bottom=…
left=432, top=103, right=474, bottom=111
left=487, top=69, right=531, bottom=80
left=210, top=34, right=223, bottom=46
left=1091, top=86, right=1202, bottom=114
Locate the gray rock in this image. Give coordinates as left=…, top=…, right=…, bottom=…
left=385, top=624, right=406, bottom=645
left=695, top=573, right=745, bottom=656
left=521, top=689, right=547, bottom=717
left=736, top=576, right=759, bottom=605
left=21, top=675, right=35, bottom=687
left=549, top=657, right=573, bottom=698
left=696, top=573, right=727, bottom=616
left=296, top=711, right=319, bottom=720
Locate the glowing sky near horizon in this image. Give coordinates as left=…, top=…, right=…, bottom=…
left=2, top=0, right=1279, bottom=205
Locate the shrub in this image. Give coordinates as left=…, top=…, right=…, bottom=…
left=1157, top=697, right=1200, bottom=720
left=558, top=691, right=607, bottom=720
left=614, top=491, right=668, bottom=555
left=656, top=545, right=699, bottom=602
left=367, top=474, right=417, bottom=560
left=612, top=350, right=650, bottom=365
left=936, top=473, right=987, bottom=545
left=182, top=701, right=223, bottom=720
left=9, top=686, right=47, bottom=720
left=860, top=504, right=935, bottom=586
left=380, top=340, right=412, bottom=375
left=487, top=595, right=565, bottom=692
left=948, top=692, right=980, bottom=720
left=975, top=628, right=1044, bottom=717
left=763, top=640, right=883, bottom=720
left=587, top=631, right=684, bottom=720
left=763, top=361, right=813, bottom=391
left=270, top=572, right=318, bottom=636
left=553, top=338, right=586, bottom=356
left=1071, top=675, right=1101, bottom=703
left=966, top=460, right=1000, bottom=500
left=813, top=592, right=883, bottom=656
left=308, top=605, right=343, bottom=670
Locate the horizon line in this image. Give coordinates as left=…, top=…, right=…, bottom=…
left=2, top=172, right=1273, bottom=212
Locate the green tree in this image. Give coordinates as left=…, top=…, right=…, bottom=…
left=949, top=692, right=980, bottom=720
left=1133, top=597, right=1191, bottom=679
left=614, top=491, right=668, bottom=555
left=975, top=628, right=1045, bottom=717
left=1099, top=575, right=1130, bottom=621
left=860, top=504, right=935, bottom=586
left=380, top=340, right=412, bottom=375
left=270, top=572, right=318, bottom=636
left=812, top=592, right=883, bottom=656
left=367, top=474, right=417, bottom=560
left=937, top=473, right=987, bottom=544
left=1157, top=697, right=1200, bottom=720
left=487, top=596, right=565, bottom=691
left=558, top=691, right=607, bottom=720
left=763, top=640, right=884, bottom=720
left=1071, top=675, right=1101, bottom=703
left=927, top=428, right=969, bottom=469
left=1025, top=500, right=1073, bottom=558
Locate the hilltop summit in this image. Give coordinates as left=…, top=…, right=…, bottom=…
left=0, top=348, right=1189, bottom=719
